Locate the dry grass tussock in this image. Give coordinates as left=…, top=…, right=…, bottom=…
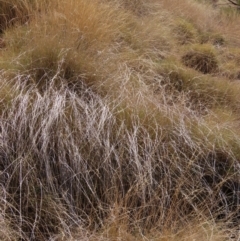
left=0, top=0, right=240, bottom=240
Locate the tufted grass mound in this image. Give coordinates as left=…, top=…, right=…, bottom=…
left=181, top=44, right=218, bottom=74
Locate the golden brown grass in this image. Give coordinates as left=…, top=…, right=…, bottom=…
left=0, top=0, right=240, bottom=240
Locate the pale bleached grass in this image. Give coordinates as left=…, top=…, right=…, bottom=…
left=0, top=69, right=239, bottom=240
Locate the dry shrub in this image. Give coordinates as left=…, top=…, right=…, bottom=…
left=181, top=44, right=218, bottom=74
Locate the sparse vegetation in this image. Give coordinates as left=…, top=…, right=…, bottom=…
left=0, top=0, right=240, bottom=240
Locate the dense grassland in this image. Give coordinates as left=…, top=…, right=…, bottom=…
left=0, top=0, right=240, bottom=240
